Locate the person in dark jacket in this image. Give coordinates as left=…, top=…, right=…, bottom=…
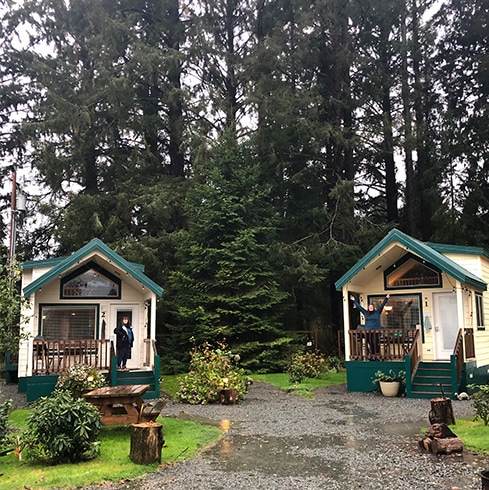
left=114, top=315, right=134, bottom=371
left=350, top=294, right=390, bottom=357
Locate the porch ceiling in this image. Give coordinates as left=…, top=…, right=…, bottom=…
left=346, top=243, right=408, bottom=288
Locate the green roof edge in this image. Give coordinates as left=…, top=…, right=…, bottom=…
left=22, top=238, right=163, bottom=298
left=334, top=228, right=487, bottom=291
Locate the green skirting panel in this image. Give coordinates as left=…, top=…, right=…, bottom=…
left=24, top=375, right=58, bottom=402
left=346, top=360, right=405, bottom=393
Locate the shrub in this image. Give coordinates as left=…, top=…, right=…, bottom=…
left=287, top=350, right=326, bottom=384
left=468, top=384, right=489, bottom=425
left=325, top=356, right=342, bottom=372
left=56, top=364, right=107, bottom=398
left=23, top=390, right=102, bottom=464
left=176, top=341, right=249, bottom=404
left=0, top=398, right=13, bottom=453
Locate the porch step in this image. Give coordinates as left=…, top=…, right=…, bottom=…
left=410, top=362, right=453, bottom=399
left=116, top=369, right=158, bottom=399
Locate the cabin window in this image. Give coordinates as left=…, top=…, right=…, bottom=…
left=368, top=294, right=421, bottom=330
left=385, top=255, right=441, bottom=289
left=61, top=262, right=120, bottom=299
left=476, top=292, right=485, bottom=330
left=40, top=305, right=98, bottom=340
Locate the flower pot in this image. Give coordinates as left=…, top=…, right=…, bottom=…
left=379, top=381, right=400, bottom=397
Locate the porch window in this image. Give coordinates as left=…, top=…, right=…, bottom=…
left=61, top=262, right=120, bottom=299
left=385, top=255, right=441, bottom=289
left=476, top=292, right=485, bottom=330
left=369, top=294, right=421, bottom=329
left=40, top=305, right=98, bottom=340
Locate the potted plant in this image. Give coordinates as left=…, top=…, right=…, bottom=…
left=373, top=369, right=406, bottom=397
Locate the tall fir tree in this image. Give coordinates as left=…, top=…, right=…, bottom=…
left=163, top=133, right=289, bottom=372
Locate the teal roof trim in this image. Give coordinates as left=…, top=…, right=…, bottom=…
left=334, top=228, right=487, bottom=291
left=23, top=238, right=163, bottom=298
left=425, top=242, right=489, bottom=260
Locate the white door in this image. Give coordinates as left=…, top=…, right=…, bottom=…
left=110, top=304, right=140, bottom=369
left=433, top=292, right=459, bottom=360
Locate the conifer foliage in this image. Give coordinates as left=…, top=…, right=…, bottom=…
left=164, top=134, right=289, bottom=371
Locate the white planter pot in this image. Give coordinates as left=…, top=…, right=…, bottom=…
left=379, top=381, right=400, bottom=397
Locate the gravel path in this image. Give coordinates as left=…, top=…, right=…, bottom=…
left=2, top=380, right=489, bottom=489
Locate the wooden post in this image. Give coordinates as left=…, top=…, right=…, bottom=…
left=129, top=422, right=164, bottom=464
left=429, top=397, right=455, bottom=425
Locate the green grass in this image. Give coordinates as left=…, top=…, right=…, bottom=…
left=251, top=371, right=347, bottom=398
left=1, top=412, right=221, bottom=490
left=160, top=370, right=347, bottom=400
left=449, top=418, right=489, bottom=454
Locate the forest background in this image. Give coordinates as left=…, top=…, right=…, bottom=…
left=0, top=0, right=487, bottom=372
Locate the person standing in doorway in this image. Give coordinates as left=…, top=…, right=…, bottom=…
left=114, top=315, right=134, bottom=371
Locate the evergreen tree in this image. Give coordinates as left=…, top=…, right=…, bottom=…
left=163, top=133, right=289, bottom=371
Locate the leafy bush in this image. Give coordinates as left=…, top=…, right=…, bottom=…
left=23, top=390, right=102, bottom=464
left=468, top=384, right=489, bottom=425
left=176, top=341, right=249, bottom=404
left=325, top=356, right=342, bottom=372
left=56, top=364, right=107, bottom=398
left=372, top=369, right=406, bottom=386
left=0, top=398, right=13, bottom=453
left=287, top=350, right=327, bottom=384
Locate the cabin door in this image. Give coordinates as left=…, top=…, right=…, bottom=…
left=433, top=292, right=459, bottom=360
left=110, top=304, right=140, bottom=369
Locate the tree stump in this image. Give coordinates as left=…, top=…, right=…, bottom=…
left=419, top=423, right=463, bottom=455
left=129, top=422, right=164, bottom=464
left=429, top=397, right=455, bottom=425
left=219, top=388, right=237, bottom=405
left=431, top=437, right=463, bottom=454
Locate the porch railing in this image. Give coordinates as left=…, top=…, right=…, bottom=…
left=33, top=339, right=111, bottom=375
left=453, top=327, right=475, bottom=383
left=349, top=329, right=417, bottom=361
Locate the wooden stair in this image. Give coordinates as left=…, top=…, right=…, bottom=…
left=410, top=361, right=453, bottom=399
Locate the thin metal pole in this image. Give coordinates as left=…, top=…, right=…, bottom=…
left=8, top=170, right=17, bottom=260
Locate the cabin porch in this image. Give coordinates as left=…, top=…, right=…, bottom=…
left=16, top=338, right=160, bottom=402
left=346, top=327, right=477, bottom=399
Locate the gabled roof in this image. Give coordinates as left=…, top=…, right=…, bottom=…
left=334, top=228, right=487, bottom=291
left=23, top=238, right=163, bottom=297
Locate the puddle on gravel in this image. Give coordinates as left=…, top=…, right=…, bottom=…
left=168, top=413, right=487, bottom=477
left=207, top=433, right=347, bottom=476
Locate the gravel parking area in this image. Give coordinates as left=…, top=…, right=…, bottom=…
left=2, top=380, right=488, bottom=489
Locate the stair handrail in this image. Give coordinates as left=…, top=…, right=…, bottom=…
left=453, top=329, right=464, bottom=383
left=407, top=327, right=421, bottom=378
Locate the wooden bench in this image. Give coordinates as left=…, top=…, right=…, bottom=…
left=83, top=384, right=150, bottom=425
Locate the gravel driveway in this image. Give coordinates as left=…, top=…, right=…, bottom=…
left=108, top=381, right=488, bottom=490
left=3, top=380, right=488, bottom=489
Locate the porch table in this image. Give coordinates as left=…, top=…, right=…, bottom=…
left=82, top=384, right=150, bottom=425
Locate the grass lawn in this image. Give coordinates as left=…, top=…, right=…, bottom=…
left=161, top=370, right=347, bottom=400
left=251, top=371, right=347, bottom=398
left=1, top=411, right=221, bottom=490
left=450, top=418, right=489, bottom=454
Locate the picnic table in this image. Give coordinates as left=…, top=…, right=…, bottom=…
left=82, top=384, right=150, bottom=425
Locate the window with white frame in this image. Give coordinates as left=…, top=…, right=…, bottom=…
left=40, top=305, right=98, bottom=340
left=368, top=294, right=421, bottom=329
left=475, top=292, right=485, bottom=330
